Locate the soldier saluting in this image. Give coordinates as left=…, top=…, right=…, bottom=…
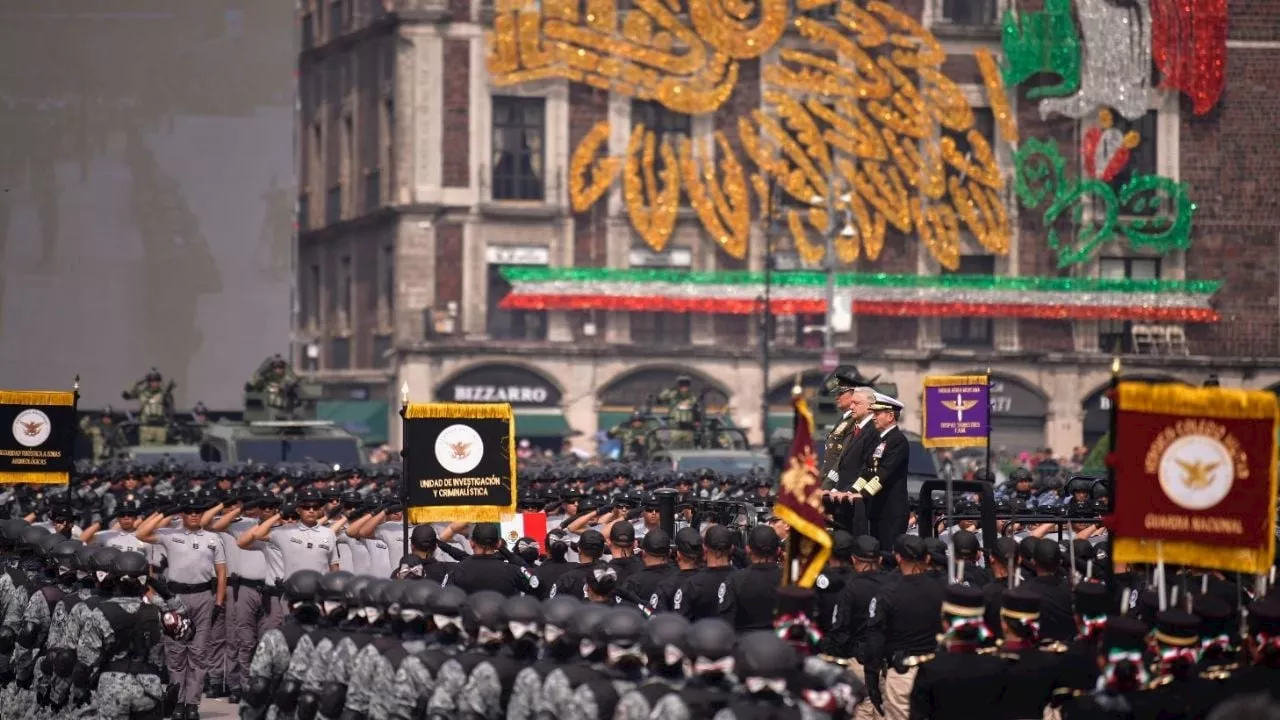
left=121, top=368, right=174, bottom=445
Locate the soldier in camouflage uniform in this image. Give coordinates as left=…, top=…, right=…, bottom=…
left=505, top=597, right=585, bottom=720
left=79, top=409, right=124, bottom=462
left=291, top=574, right=366, bottom=720
left=656, top=376, right=697, bottom=449
left=246, top=355, right=301, bottom=420
left=365, top=580, right=438, bottom=720
left=606, top=412, right=654, bottom=461
left=6, top=538, right=79, bottom=719
left=122, top=369, right=174, bottom=445
left=382, top=586, right=467, bottom=720
left=72, top=552, right=174, bottom=720
left=240, top=569, right=325, bottom=720
left=269, top=571, right=354, bottom=720
left=563, top=607, right=648, bottom=720
left=457, top=594, right=542, bottom=719
left=612, top=614, right=690, bottom=720
left=536, top=605, right=610, bottom=720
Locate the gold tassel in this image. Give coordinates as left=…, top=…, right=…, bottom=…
left=407, top=504, right=516, bottom=525
left=1113, top=537, right=1273, bottom=576
left=1117, top=382, right=1278, bottom=421
left=404, top=403, right=514, bottom=420
left=0, top=472, right=69, bottom=485
left=922, top=375, right=989, bottom=388
left=0, top=391, right=75, bottom=407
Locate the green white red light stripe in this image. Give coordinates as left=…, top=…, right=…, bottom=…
left=498, top=267, right=1221, bottom=322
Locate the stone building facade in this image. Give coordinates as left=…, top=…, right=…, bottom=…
left=295, top=0, right=1280, bottom=456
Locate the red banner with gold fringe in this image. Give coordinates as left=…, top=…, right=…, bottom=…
left=1110, top=382, right=1278, bottom=575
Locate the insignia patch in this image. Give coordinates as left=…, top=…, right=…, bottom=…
left=192, top=543, right=199, bottom=550
left=290, top=537, right=304, bottom=545
left=873, top=442, right=886, bottom=459
left=549, top=585, right=557, bottom=598
left=306, top=543, right=313, bottom=549
left=171, top=537, right=184, bottom=545
left=815, top=574, right=829, bottom=590
left=673, top=589, right=683, bottom=609
left=868, top=597, right=877, bottom=617
left=529, top=575, right=540, bottom=589
left=833, top=421, right=848, bottom=435
left=717, top=582, right=727, bottom=604
left=650, top=593, right=659, bottom=608
left=832, top=605, right=839, bottom=625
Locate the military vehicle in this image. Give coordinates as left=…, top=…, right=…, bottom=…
left=186, top=376, right=366, bottom=466
left=650, top=448, right=774, bottom=476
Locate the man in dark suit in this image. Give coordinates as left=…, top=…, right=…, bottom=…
left=857, top=393, right=911, bottom=548
left=828, top=385, right=878, bottom=535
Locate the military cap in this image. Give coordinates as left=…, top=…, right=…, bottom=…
left=747, top=525, right=780, bottom=555
left=942, top=584, right=986, bottom=618
left=1153, top=609, right=1201, bottom=647
left=674, top=527, right=704, bottom=557
left=1073, top=582, right=1112, bottom=618
left=852, top=535, right=881, bottom=562
left=821, top=365, right=862, bottom=395
left=1192, top=595, right=1233, bottom=640
left=894, top=535, right=927, bottom=562
left=1102, top=616, right=1150, bottom=652
left=675, top=374, right=692, bottom=385
left=924, top=538, right=948, bottom=565
left=830, top=530, right=856, bottom=559
left=471, top=523, right=501, bottom=547
left=952, top=530, right=980, bottom=559
left=640, top=529, right=671, bottom=555
left=608, top=522, right=635, bottom=546
left=410, top=524, right=438, bottom=550
left=1000, top=587, right=1041, bottom=621
left=1246, top=594, right=1280, bottom=635
left=578, top=529, right=607, bottom=555
left=869, top=393, right=904, bottom=412
left=990, top=537, right=1018, bottom=564
left=704, top=525, right=735, bottom=553
left=115, top=501, right=143, bottom=517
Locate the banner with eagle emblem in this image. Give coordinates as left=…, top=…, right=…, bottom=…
left=402, top=402, right=517, bottom=524
left=1109, top=382, right=1278, bottom=574
left=0, top=389, right=78, bottom=485
left=774, top=380, right=831, bottom=589
left=921, top=375, right=991, bottom=448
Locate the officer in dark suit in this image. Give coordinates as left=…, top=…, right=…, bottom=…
left=819, top=368, right=871, bottom=490
left=857, top=393, right=910, bottom=549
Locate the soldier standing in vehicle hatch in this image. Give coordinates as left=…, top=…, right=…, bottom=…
left=657, top=375, right=697, bottom=449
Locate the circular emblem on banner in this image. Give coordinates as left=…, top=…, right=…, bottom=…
left=12, top=409, right=51, bottom=448
left=1158, top=434, right=1234, bottom=511
left=434, top=424, right=484, bottom=474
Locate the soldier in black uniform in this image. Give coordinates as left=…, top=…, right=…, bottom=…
left=673, top=525, right=735, bottom=621
left=1142, top=608, right=1204, bottom=719
left=1021, top=538, right=1076, bottom=642
left=442, top=523, right=538, bottom=597
left=651, top=528, right=702, bottom=614
left=1062, top=616, right=1153, bottom=720
left=619, top=530, right=674, bottom=611
left=1052, top=582, right=1114, bottom=706
left=606, top=522, right=642, bottom=583
left=908, top=584, right=1008, bottom=720
left=863, top=535, right=944, bottom=720
left=717, top=525, right=781, bottom=630
left=996, top=587, right=1062, bottom=719
left=1187, top=594, right=1238, bottom=718
left=813, top=531, right=856, bottom=641
left=533, top=534, right=575, bottom=597
left=951, top=530, right=989, bottom=587
left=396, top=524, right=450, bottom=583
left=823, top=535, right=887, bottom=678
left=550, top=529, right=608, bottom=600
left=981, top=537, right=1018, bottom=638
left=1220, top=593, right=1280, bottom=705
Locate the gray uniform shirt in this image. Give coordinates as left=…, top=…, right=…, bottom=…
left=376, top=521, right=407, bottom=568
left=153, top=528, right=226, bottom=584
left=261, top=523, right=338, bottom=577
left=229, top=518, right=269, bottom=581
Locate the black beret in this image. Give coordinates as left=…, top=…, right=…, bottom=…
left=942, top=584, right=985, bottom=618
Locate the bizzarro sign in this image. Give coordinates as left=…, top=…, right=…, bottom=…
left=435, top=364, right=561, bottom=408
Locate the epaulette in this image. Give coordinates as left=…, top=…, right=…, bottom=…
left=1040, top=641, right=1069, bottom=654
left=1199, top=663, right=1239, bottom=681
left=976, top=647, right=999, bottom=655
left=1145, top=675, right=1176, bottom=690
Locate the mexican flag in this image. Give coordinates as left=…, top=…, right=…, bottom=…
left=501, top=512, right=548, bottom=549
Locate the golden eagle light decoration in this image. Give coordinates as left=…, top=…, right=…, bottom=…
left=488, top=0, right=1015, bottom=270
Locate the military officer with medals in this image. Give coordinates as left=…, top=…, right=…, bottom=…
left=846, top=393, right=910, bottom=548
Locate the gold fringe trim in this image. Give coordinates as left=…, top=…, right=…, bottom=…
left=0, top=391, right=75, bottom=407
left=404, top=402, right=514, bottom=420
left=922, top=375, right=989, bottom=388
left=0, top=471, right=69, bottom=485
left=1112, top=537, right=1275, bottom=576
left=920, top=437, right=988, bottom=449
left=773, top=503, right=832, bottom=588
left=407, top=504, right=516, bottom=525
left=1117, top=382, right=1278, bottom=421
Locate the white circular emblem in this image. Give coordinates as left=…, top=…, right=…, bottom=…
left=815, top=574, right=829, bottom=590
left=649, top=593, right=659, bottom=608
left=528, top=575, right=540, bottom=589
left=868, top=597, right=877, bottom=618
left=673, top=589, right=683, bottom=609
left=1158, top=434, right=1234, bottom=511
left=548, top=585, right=557, bottom=598
left=434, top=424, right=484, bottom=475
left=717, top=582, right=727, bottom=604
left=12, top=409, right=51, bottom=448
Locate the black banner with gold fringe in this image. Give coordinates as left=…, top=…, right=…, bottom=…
left=0, top=390, right=78, bottom=485
left=402, top=402, right=516, bottom=524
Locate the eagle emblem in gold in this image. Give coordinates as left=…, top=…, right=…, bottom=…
left=1157, top=434, right=1234, bottom=511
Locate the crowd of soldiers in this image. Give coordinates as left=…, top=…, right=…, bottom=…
left=0, top=441, right=1278, bottom=717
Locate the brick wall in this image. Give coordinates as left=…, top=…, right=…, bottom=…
left=1183, top=45, right=1280, bottom=357
left=441, top=39, right=471, bottom=188
left=435, top=224, right=464, bottom=330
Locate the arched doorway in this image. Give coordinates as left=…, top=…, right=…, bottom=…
left=978, top=373, right=1050, bottom=454
left=595, top=366, right=730, bottom=433
left=434, top=362, right=569, bottom=448
left=1080, top=374, right=1187, bottom=449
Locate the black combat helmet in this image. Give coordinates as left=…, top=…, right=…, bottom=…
left=146, top=368, right=162, bottom=383
left=49, top=539, right=82, bottom=573
left=687, top=618, right=737, bottom=678
left=0, top=519, right=27, bottom=549
left=284, top=570, right=324, bottom=605
left=463, top=590, right=508, bottom=643
left=735, top=631, right=798, bottom=684
left=91, top=546, right=121, bottom=583
left=597, top=607, right=647, bottom=669
left=504, top=595, right=542, bottom=639
left=73, top=544, right=96, bottom=580
left=318, top=571, right=355, bottom=619
left=111, top=551, right=150, bottom=596
left=644, top=613, right=690, bottom=675
left=400, top=580, right=439, bottom=614
left=567, top=604, right=610, bottom=651
left=20, top=525, right=51, bottom=556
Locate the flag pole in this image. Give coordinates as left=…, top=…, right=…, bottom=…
left=983, top=367, right=992, bottom=482
left=399, top=381, right=411, bottom=562
left=1106, top=356, right=1120, bottom=599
